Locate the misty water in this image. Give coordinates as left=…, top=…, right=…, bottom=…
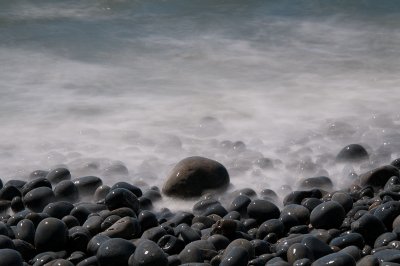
left=1, top=0, right=400, bottom=208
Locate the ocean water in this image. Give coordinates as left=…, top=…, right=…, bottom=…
left=1, top=0, right=400, bottom=208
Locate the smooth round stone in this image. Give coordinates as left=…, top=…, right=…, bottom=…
left=247, top=199, right=280, bottom=224
left=228, top=195, right=251, bottom=215
left=372, top=249, right=400, bottom=263
left=62, top=215, right=80, bottom=229
left=16, top=219, right=35, bottom=244
left=138, top=210, right=158, bottom=232
left=102, top=216, right=141, bottom=239
left=177, top=224, right=201, bottom=244
left=0, top=200, right=11, bottom=212
left=94, top=185, right=111, bottom=202
left=100, top=215, right=121, bottom=231
left=21, top=177, right=52, bottom=196
left=384, top=176, right=400, bottom=192
left=293, top=258, right=312, bottom=266
left=280, top=204, right=310, bottom=225
left=260, top=189, right=279, bottom=202
left=220, top=246, right=248, bottom=266
left=46, top=168, right=71, bottom=184
left=70, top=206, right=91, bottom=225
left=11, top=196, right=24, bottom=213
left=351, top=214, right=386, bottom=245
left=373, top=201, right=400, bottom=230
left=97, top=238, right=135, bottom=266
left=23, top=187, right=56, bottom=212
left=87, top=234, right=110, bottom=255
left=53, top=180, right=79, bottom=203
left=301, top=198, right=323, bottom=212
left=0, top=248, right=23, bottom=266
left=256, top=219, right=285, bottom=239
left=142, top=189, right=162, bottom=202
left=331, top=192, right=353, bottom=213
left=374, top=232, right=397, bottom=248
left=178, top=240, right=216, bottom=263
left=224, top=238, right=255, bottom=260
left=162, top=156, right=230, bottom=198
left=207, top=234, right=230, bottom=251
left=29, top=170, right=49, bottom=180
left=76, top=256, right=98, bottom=266
left=359, top=165, right=400, bottom=190
left=157, top=235, right=185, bottom=255
left=111, top=182, right=142, bottom=197
left=311, top=252, right=355, bottom=266
left=211, top=219, right=237, bottom=238
left=339, top=245, right=361, bottom=261
left=283, top=189, right=322, bottom=206
left=128, top=239, right=168, bottom=266
left=66, top=251, right=86, bottom=264
left=329, top=233, right=364, bottom=249
left=250, top=239, right=270, bottom=256
left=13, top=239, right=36, bottom=262
left=4, top=180, right=26, bottom=189
left=43, top=259, right=74, bottom=266
left=43, top=201, right=74, bottom=219
left=356, top=255, right=379, bottom=266
left=0, top=235, right=15, bottom=249
left=82, top=215, right=103, bottom=235
left=72, top=176, right=103, bottom=196
left=141, top=226, right=167, bottom=242
left=68, top=226, right=92, bottom=252
left=298, top=176, right=333, bottom=191
left=35, top=217, right=68, bottom=252
left=0, top=186, right=21, bottom=201
left=310, top=201, right=345, bottom=229
left=336, top=144, right=369, bottom=163
left=287, top=243, right=314, bottom=264
left=105, top=188, right=139, bottom=213
left=301, top=236, right=333, bottom=260
left=167, top=211, right=194, bottom=226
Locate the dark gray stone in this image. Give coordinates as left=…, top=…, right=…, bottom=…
left=128, top=239, right=168, bottom=266
left=310, top=201, right=345, bottom=229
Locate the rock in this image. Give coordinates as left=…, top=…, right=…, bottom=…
left=46, top=168, right=71, bottom=184
left=336, top=144, right=369, bottom=163
left=128, top=239, right=168, bottom=266
left=287, top=243, right=314, bottom=264
left=178, top=240, right=216, bottom=263
left=298, top=176, right=333, bottom=191
left=53, top=180, right=79, bottom=203
left=163, top=156, right=230, bottom=198
left=97, top=238, right=136, bottom=266
left=0, top=186, right=21, bottom=201
left=331, top=192, right=353, bottom=213
left=87, top=234, right=110, bottom=255
left=43, top=201, right=74, bottom=219
left=23, top=187, right=56, bottom=212
left=280, top=204, right=310, bottom=225
left=372, top=249, right=400, bottom=263
left=220, top=246, right=249, bottom=266
left=247, top=199, right=280, bottom=224
left=16, top=219, right=35, bottom=244
left=157, top=235, right=185, bottom=255
left=329, top=233, right=364, bottom=249
left=373, top=201, right=400, bottom=230
left=310, top=201, right=345, bottom=229
left=301, top=236, right=333, bottom=260
left=256, top=219, right=285, bottom=239
left=0, top=248, right=23, bottom=266
left=0, top=235, right=15, bottom=249
left=35, top=218, right=68, bottom=252
left=359, top=165, right=399, bottom=190
left=102, top=216, right=141, bottom=239
left=72, top=176, right=103, bottom=196
left=311, top=252, right=355, bottom=266
left=111, top=182, right=142, bottom=197
left=351, top=214, right=386, bottom=245
left=105, top=188, right=140, bottom=213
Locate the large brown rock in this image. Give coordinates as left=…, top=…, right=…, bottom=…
left=162, top=156, right=230, bottom=198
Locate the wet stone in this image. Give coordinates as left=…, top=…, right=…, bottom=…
left=13, top=239, right=36, bottom=262
left=220, top=246, right=249, bottom=266
left=72, top=176, right=103, bottom=196
left=373, top=201, right=400, bottom=230
left=157, top=235, right=185, bottom=255
left=351, top=214, right=386, bottom=246
left=286, top=243, right=314, bottom=264
left=329, top=233, right=364, bottom=249
left=0, top=186, right=22, bottom=201
left=35, top=217, right=68, bottom=252
left=301, top=236, right=333, bottom=260
left=70, top=206, right=91, bottom=225
left=16, top=219, right=35, bottom=244
left=374, top=232, right=397, bottom=248
left=336, top=144, right=369, bottom=163
left=46, top=168, right=71, bottom=184
left=94, top=185, right=111, bottom=202
left=310, top=201, right=345, bottom=229
left=0, top=235, right=15, bottom=249
left=247, top=199, right=280, bottom=224
left=228, top=195, right=251, bottom=215
left=111, top=182, right=142, bottom=197
left=280, top=204, right=310, bottom=225
left=29, top=170, right=49, bottom=180
left=163, top=156, right=230, bottom=198
left=0, top=248, right=24, bottom=266
left=96, top=238, right=136, bottom=266
left=301, top=198, right=323, bottom=212
left=11, top=196, right=24, bottom=213
left=87, top=234, right=110, bottom=255
left=105, top=188, right=140, bottom=213
left=102, top=216, right=141, bottom=239
left=23, top=187, right=56, bottom=213
left=298, top=176, right=333, bottom=191
left=311, top=252, right=355, bottom=266
left=43, top=201, right=74, bottom=219
left=283, top=189, right=322, bottom=206
left=68, top=226, right=91, bottom=252
left=128, top=239, right=168, bottom=266
left=53, top=181, right=79, bottom=203
left=359, top=165, right=399, bottom=190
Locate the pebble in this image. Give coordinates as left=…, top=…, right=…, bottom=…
left=0, top=248, right=24, bottom=266
left=336, top=144, right=369, bottom=163
left=247, top=199, right=280, bottom=224
left=105, top=188, right=140, bottom=213
left=220, top=246, right=249, bottom=266
left=311, top=252, right=356, bottom=265
left=35, top=218, right=68, bottom=252
left=72, top=176, right=103, bottom=196
left=96, top=238, right=136, bottom=266
left=101, top=216, right=141, bottom=239
left=23, top=187, right=56, bottom=212
left=128, top=239, right=168, bottom=266
left=53, top=181, right=79, bottom=203
left=310, top=201, right=345, bottom=229
left=46, top=168, right=71, bottom=184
